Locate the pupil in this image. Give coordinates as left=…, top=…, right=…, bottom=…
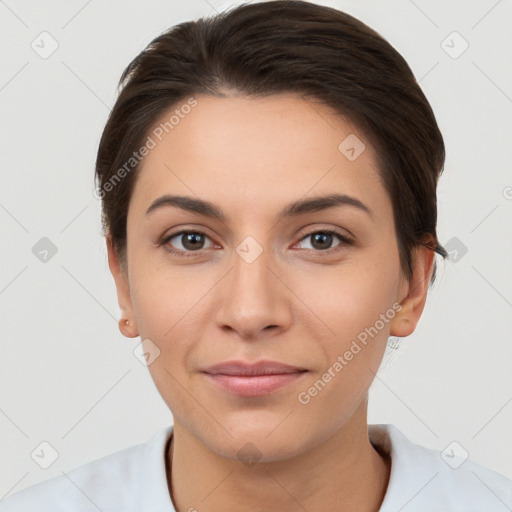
left=183, top=233, right=203, bottom=250
left=312, top=232, right=331, bottom=250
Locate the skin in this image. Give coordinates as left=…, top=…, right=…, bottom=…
left=107, top=93, right=435, bottom=512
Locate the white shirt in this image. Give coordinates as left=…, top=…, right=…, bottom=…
left=1, top=424, right=511, bottom=511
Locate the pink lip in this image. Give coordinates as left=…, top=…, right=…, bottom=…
left=202, top=360, right=308, bottom=397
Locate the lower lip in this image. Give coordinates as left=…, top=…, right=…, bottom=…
left=204, top=372, right=306, bottom=397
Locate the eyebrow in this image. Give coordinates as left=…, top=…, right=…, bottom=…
left=145, top=193, right=373, bottom=222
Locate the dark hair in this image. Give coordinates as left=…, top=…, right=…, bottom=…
left=95, top=0, right=448, bottom=285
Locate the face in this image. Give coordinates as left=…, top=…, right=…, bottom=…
left=108, top=93, right=433, bottom=461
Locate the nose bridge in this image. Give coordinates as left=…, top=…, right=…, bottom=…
left=233, top=236, right=272, bottom=296
left=215, top=234, right=291, bottom=337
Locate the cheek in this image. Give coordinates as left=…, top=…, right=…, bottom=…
left=292, top=264, right=397, bottom=422
left=133, top=271, right=203, bottom=414
left=292, top=251, right=400, bottom=339
left=129, top=252, right=209, bottom=339
left=128, top=263, right=219, bottom=407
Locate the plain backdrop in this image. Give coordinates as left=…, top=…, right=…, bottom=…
left=1, top=0, right=511, bottom=498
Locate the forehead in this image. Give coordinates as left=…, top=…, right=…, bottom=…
left=128, top=93, right=390, bottom=224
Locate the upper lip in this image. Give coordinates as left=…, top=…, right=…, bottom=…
left=202, top=360, right=307, bottom=376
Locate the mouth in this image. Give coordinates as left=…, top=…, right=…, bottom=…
left=201, top=360, right=308, bottom=397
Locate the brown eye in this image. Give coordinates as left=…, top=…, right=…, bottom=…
left=178, top=232, right=206, bottom=250
left=162, top=230, right=214, bottom=257
left=310, top=232, right=335, bottom=250
left=296, top=230, right=352, bottom=253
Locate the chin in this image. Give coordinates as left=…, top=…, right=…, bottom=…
left=197, top=416, right=315, bottom=463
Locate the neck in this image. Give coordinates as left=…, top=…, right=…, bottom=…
left=167, top=401, right=390, bottom=512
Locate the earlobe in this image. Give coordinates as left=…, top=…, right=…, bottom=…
left=389, top=239, right=435, bottom=338
left=106, top=235, right=139, bottom=338
left=118, top=317, right=138, bottom=338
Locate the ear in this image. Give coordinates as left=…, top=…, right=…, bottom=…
left=106, top=235, right=139, bottom=338
left=389, top=236, right=436, bottom=338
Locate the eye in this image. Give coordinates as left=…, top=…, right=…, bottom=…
left=295, top=230, right=352, bottom=253
left=161, top=230, right=216, bottom=257
left=160, top=228, right=353, bottom=259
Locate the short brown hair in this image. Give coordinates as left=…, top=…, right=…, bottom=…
left=95, top=0, right=448, bottom=284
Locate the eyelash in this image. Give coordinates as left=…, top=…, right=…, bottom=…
left=160, top=229, right=353, bottom=259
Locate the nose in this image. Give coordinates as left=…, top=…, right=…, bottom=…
left=214, top=241, right=293, bottom=341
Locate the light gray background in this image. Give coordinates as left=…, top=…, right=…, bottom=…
left=1, top=0, right=511, bottom=498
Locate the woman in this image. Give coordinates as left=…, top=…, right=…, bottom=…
left=2, top=1, right=510, bottom=511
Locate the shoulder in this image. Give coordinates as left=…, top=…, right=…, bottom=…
left=369, top=423, right=512, bottom=512
left=0, top=426, right=174, bottom=512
